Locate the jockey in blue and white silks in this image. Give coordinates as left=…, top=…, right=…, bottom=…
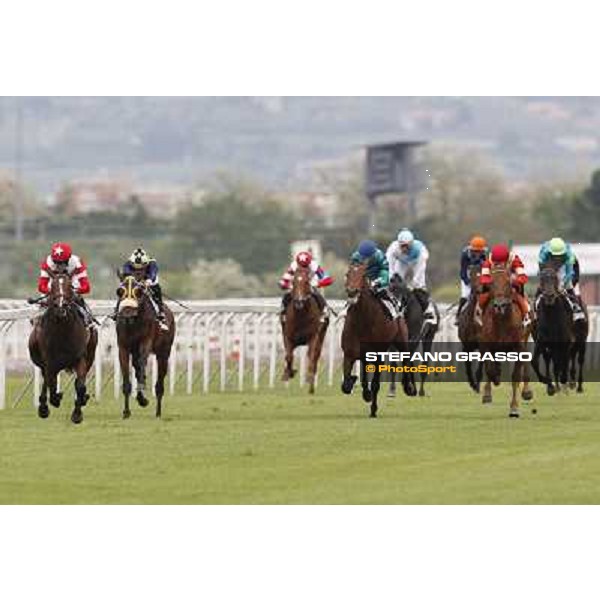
left=386, top=229, right=436, bottom=324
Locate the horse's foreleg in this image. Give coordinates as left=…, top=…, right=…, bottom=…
left=482, top=362, right=492, bottom=404
left=37, top=370, right=49, bottom=419
left=282, top=337, right=295, bottom=381
left=341, top=355, right=357, bottom=394
left=306, top=335, right=323, bottom=395
left=132, top=349, right=149, bottom=408
left=120, top=346, right=132, bottom=419
left=155, top=353, right=169, bottom=418
left=70, top=359, right=87, bottom=425
left=47, top=370, right=62, bottom=408
left=577, top=344, right=585, bottom=393
left=509, top=361, right=522, bottom=418
left=370, top=367, right=380, bottom=418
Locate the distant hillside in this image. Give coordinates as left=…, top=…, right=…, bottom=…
left=1, top=96, right=600, bottom=194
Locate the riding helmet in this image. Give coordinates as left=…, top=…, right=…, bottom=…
left=358, top=240, right=377, bottom=258
left=130, top=247, right=150, bottom=268
left=397, top=229, right=415, bottom=245
left=549, top=237, right=567, bottom=256
left=51, top=242, right=72, bottom=262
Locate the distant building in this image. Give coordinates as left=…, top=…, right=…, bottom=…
left=54, top=177, right=190, bottom=218
left=514, top=243, right=600, bottom=305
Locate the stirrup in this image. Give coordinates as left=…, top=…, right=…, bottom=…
left=573, top=310, right=586, bottom=322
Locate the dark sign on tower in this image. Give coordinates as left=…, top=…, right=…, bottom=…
left=365, top=141, right=426, bottom=205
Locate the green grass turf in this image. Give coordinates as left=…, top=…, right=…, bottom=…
left=1, top=381, right=600, bottom=504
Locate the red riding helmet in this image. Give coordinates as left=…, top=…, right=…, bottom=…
left=490, top=244, right=510, bottom=263
left=296, top=251, right=312, bottom=267
left=51, top=242, right=72, bottom=263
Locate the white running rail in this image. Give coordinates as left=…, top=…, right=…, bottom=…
left=0, top=299, right=598, bottom=409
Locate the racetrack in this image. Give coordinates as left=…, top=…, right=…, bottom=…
left=1, top=382, right=599, bottom=504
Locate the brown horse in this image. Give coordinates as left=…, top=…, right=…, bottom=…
left=116, top=275, right=175, bottom=418
left=29, top=272, right=97, bottom=424
left=281, top=265, right=328, bottom=394
left=480, top=266, right=533, bottom=417
left=341, top=263, right=416, bottom=417
left=458, top=265, right=483, bottom=392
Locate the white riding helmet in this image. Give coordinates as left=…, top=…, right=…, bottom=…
left=130, top=247, right=150, bottom=269
left=397, top=229, right=415, bottom=245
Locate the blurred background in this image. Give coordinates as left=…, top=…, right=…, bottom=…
left=2, top=96, right=600, bottom=301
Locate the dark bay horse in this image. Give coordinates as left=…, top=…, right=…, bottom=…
left=480, top=266, right=533, bottom=417
left=116, top=275, right=175, bottom=418
left=28, top=273, right=97, bottom=424
left=532, top=265, right=573, bottom=395
left=387, top=273, right=440, bottom=397
left=341, top=263, right=416, bottom=418
left=280, top=265, right=328, bottom=394
left=458, top=265, right=483, bottom=392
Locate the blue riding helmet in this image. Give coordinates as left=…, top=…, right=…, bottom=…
left=358, top=240, right=377, bottom=258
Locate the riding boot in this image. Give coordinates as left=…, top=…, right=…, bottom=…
left=151, top=285, right=169, bottom=331
left=414, top=288, right=437, bottom=325
left=312, top=290, right=329, bottom=323
left=455, top=297, right=467, bottom=326
left=566, top=290, right=586, bottom=322
left=376, top=288, right=401, bottom=320
left=280, top=292, right=291, bottom=323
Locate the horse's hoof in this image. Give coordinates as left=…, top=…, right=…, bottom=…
left=49, top=392, right=63, bottom=408
left=71, top=409, right=83, bottom=425
left=369, top=412, right=377, bottom=418
left=569, top=381, right=576, bottom=390
left=38, top=404, right=49, bottom=419
left=341, top=375, right=357, bottom=395
left=387, top=390, right=396, bottom=398
left=509, top=410, right=520, bottom=418
left=577, top=387, right=584, bottom=394
left=522, top=390, right=533, bottom=402
left=362, top=389, right=372, bottom=403
left=122, top=409, right=131, bottom=419
left=136, top=392, right=149, bottom=407
left=532, top=408, right=538, bottom=415
left=482, top=395, right=492, bottom=404
left=418, top=389, right=426, bottom=397
left=547, top=387, right=555, bottom=397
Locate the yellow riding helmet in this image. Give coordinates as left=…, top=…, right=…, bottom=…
left=549, top=237, right=567, bottom=256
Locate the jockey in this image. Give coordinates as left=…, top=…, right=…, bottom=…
left=350, top=239, right=402, bottom=320
left=385, top=228, right=436, bottom=325
left=278, top=250, right=334, bottom=323
left=478, top=243, right=531, bottom=327
left=115, top=247, right=168, bottom=331
left=456, top=235, right=488, bottom=324
left=537, top=237, right=585, bottom=321
left=38, top=242, right=95, bottom=328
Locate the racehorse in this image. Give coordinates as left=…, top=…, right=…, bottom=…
left=480, top=266, right=533, bottom=417
left=280, top=265, right=329, bottom=394
left=341, top=263, right=416, bottom=418
left=531, top=264, right=573, bottom=395
left=458, top=265, right=483, bottom=392
left=28, top=272, right=97, bottom=424
left=116, top=274, right=175, bottom=418
left=387, top=273, right=439, bottom=397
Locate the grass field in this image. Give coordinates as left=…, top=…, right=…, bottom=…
left=1, top=381, right=600, bottom=504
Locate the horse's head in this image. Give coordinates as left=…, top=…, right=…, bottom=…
left=117, top=275, right=145, bottom=320
left=468, top=265, right=482, bottom=293
left=389, top=273, right=409, bottom=301
left=489, top=266, right=513, bottom=317
left=539, top=263, right=561, bottom=306
left=47, top=272, right=75, bottom=320
left=291, top=265, right=312, bottom=310
left=345, top=262, right=369, bottom=304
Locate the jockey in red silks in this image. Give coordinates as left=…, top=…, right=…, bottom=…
left=477, top=243, right=531, bottom=327
left=38, top=242, right=95, bottom=327
left=279, top=250, right=334, bottom=322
